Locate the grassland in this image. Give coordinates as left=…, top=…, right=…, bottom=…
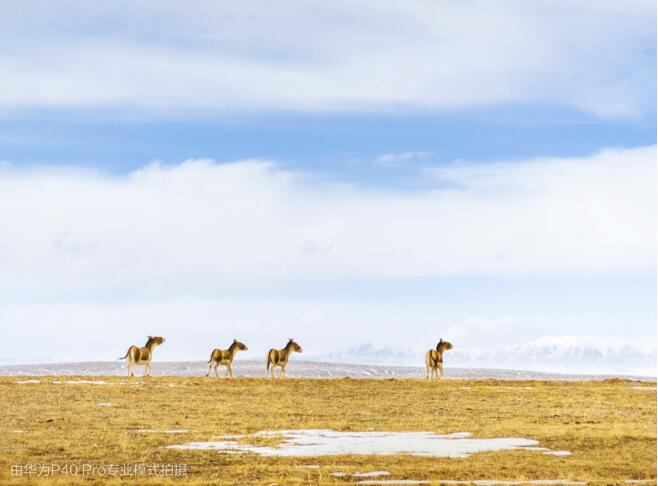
left=0, top=376, right=655, bottom=485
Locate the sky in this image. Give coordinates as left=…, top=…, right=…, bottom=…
left=0, top=1, right=655, bottom=363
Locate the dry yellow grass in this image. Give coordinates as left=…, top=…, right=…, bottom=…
left=0, top=376, right=655, bottom=485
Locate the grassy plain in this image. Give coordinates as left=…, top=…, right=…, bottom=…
left=0, top=376, right=655, bottom=485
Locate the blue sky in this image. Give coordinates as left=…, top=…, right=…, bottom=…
left=2, top=105, right=655, bottom=182
left=0, top=1, right=655, bottom=363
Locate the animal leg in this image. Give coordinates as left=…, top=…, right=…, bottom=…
left=438, top=363, right=444, bottom=378
left=227, top=364, right=233, bottom=378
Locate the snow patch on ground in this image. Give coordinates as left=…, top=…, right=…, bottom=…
left=333, top=471, right=391, bottom=478
left=357, top=481, right=586, bottom=485
left=52, top=380, right=107, bottom=385
left=356, top=481, right=429, bottom=485
left=545, top=450, right=572, bottom=457
left=168, top=429, right=568, bottom=458
left=134, top=429, right=191, bottom=434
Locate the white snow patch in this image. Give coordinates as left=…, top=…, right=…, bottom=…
left=354, top=471, right=391, bottom=478
left=545, top=450, right=572, bottom=457
left=356, top=481, right=429, bottom=485
left=333, top=471, right=391, bottom=478
left=408, top=481, right=586, bottom=485
left=97, top=402, right=113, bottom=407
left=135, top=429, right=191, bottom=434
left=15, top=380, right=41, bottom=384
left=168, top=429, right=567, bottom=458
left=524, top=447, right=571, bottom=457
left=52, top=380, right=107, bottom=385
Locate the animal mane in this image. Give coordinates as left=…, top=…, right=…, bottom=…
left=436, top=339, right=451, bottom=352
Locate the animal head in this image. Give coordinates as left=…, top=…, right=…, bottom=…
left=146, top=336, right=166, bottom=347
left=232, top=339, right=248, bottom=351
left=287, top=338, right=303, bottom=353
left=436, top=338, right=453, bottom=352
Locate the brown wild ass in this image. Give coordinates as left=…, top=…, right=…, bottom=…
left=118, top=336, right=166, bottom=377
left=425, top=338, right=454, bottom=379
left=266, top=338, right=302, bottom=377
left=206, top=339, right=248, bottom=378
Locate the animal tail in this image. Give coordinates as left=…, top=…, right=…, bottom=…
left=266, top=351, right=271, bottom=371
left=117, top=350, right=129, bottom=360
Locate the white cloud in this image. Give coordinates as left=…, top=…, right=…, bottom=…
left=1, top=145, right=654, bottom=362
left=375, top=151, right=432, bottom=166
left=0, top=146, right=654, bottom=299
left=0, top=0, right=654, bottom=117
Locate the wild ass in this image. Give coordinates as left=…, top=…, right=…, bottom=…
left=206, top=339, right=248, bottom=378
left=118, top=336, right=166, bottom=377
left=425, top=338, right=454, bottom=379
left=266, top=338, right=302, bottom=377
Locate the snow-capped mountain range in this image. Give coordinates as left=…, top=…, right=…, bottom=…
left=318, top=336, right=657, bottom=377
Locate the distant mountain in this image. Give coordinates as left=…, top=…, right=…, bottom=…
left=316, top=336, right=657, bottom=377
left=320, top=343, right=419, bottom=366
